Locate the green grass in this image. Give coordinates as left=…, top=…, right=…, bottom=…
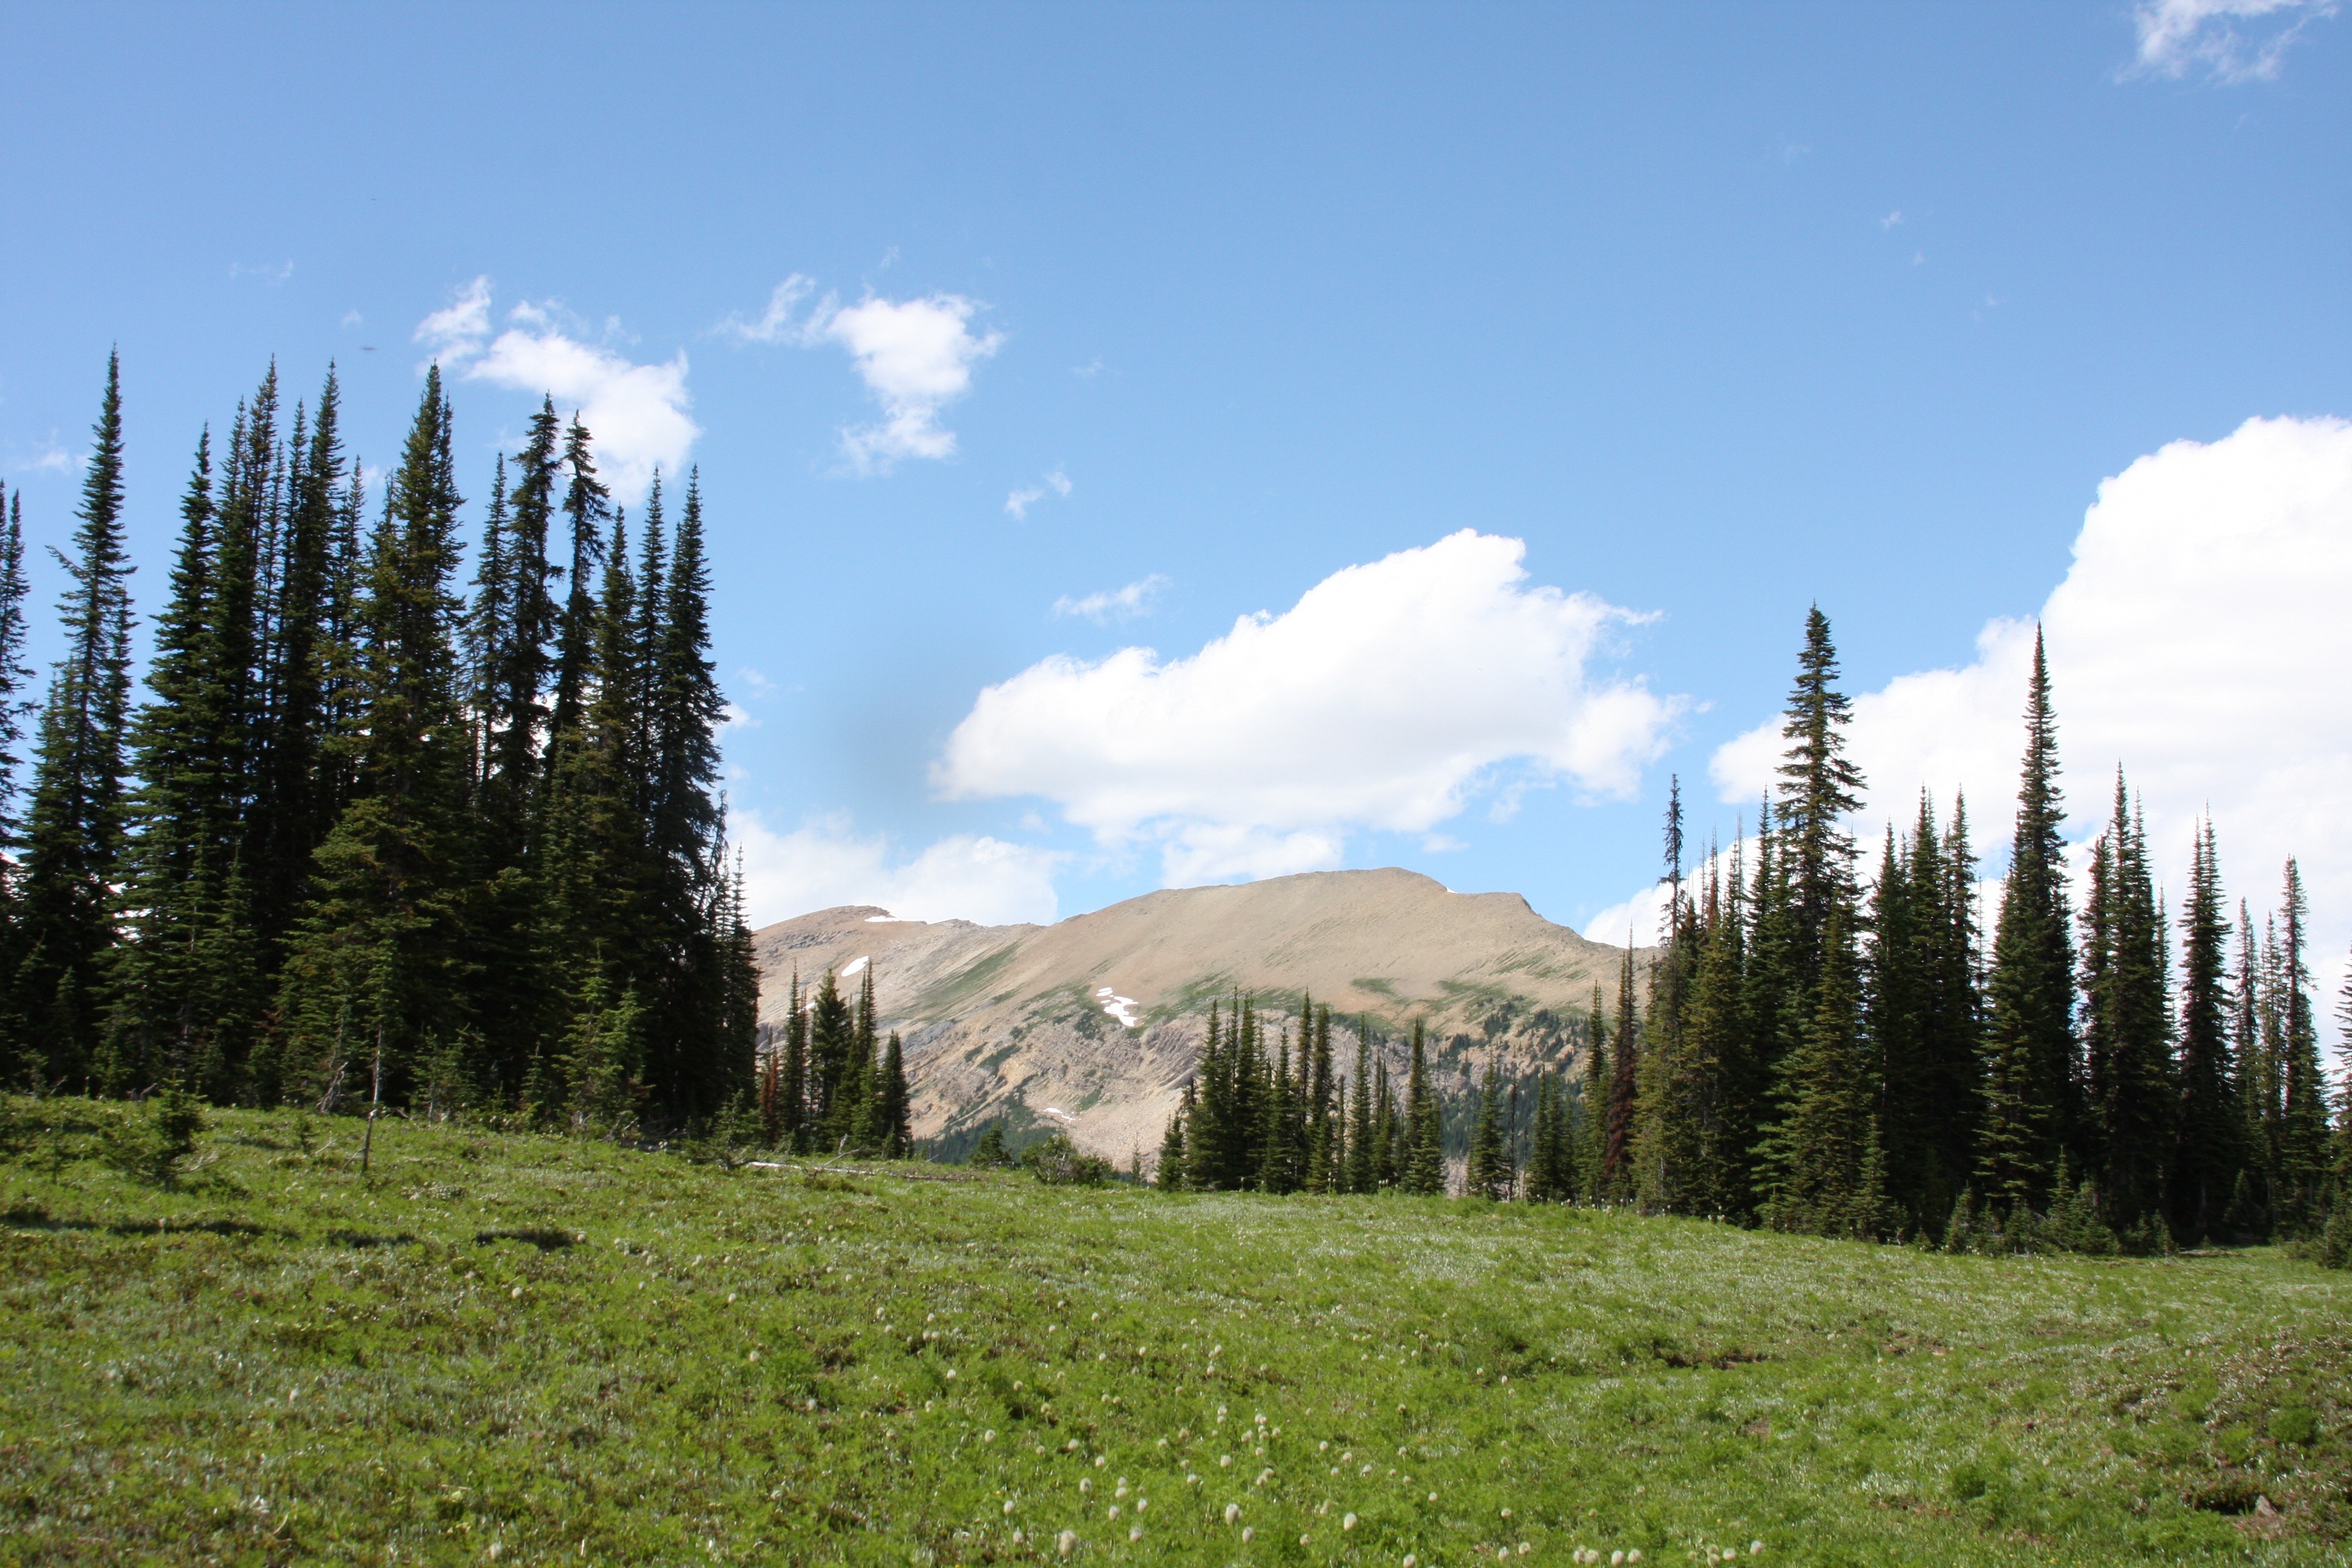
left=3, top=1102, right=2348, bottom=1566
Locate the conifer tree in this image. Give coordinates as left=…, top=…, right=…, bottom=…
left=1633, top=780, right=1705, bottom=1211
left=1977, top=630, right=2075, bottom=1209
left=275, top=369, right=472, bottom=1112
left=1467, top=1059, right=1509, bottom=1199
left=1675, top=850, right=1750, bottom=1218
left=2171, top=818, right=2238, bottom=1243
left=1775, top=609, right=1865, bottom=986
left=106, top=427, right=263, bottom=1099
left=2273, top=859, right=2331, bottom=1232
left=1158, top=1080, right=1192, bottom=1190
left=547, top=416, right=609, bottom=749
left=2079, top=776, right=2172, bottom=1232
left=779, top=969, right=809, bottom=1150
left=1346, top=1023, right=1377, bottom=1194
left=1373, top=1057, right=1398, bottom=1189
left=480, top=398, right=561, bottom=854
left=1258, top=1030, right=1298, bottom=1192
left=803, top=969, right=855, bottom=1149
left=1915, top=795, right=1984, bottom=1226
left=1400, top=1019, right=1444, bottom=1194
left=1759, top=900, right=1873, bottom=1235
left=1189, top=1001, right=1230, bottom=1189
left=1602, top=942, right=1640, bottom=1198
left=18, top=353, right=137, bottom=1089
left=877, top=1030, right=910, bottom=1156
left=252, top=368, right=351, bottom=953
left=1577, top=983, right=1610, bottom=1200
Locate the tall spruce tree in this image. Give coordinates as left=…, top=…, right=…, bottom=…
left=1775, top=609, right=1866, bottom=987
left=2079, top=776, right=2172, bottom=1232
left=252, top=368, right=350, bottom=955
left=1759, top=899, right=1877, bottom=1236
left=273, top=368, right=471, bottom=1111
left=106, top=427, right=263, bottom=1099
left=1345, top=1023, right=1377, bottom=1194
left=2171, top=818, right=2239, bottom=1243
left=18, top=353, right=137, bottom=1090
left=1577, top=982, right=1610, bottom=1200
left=2273, top=859, right=2331, bottom=1232
left=1602, top=942, right=1640, bottom=1198
left=1978, top=630, right=2075, bottom=1209
left=1400, top=1019, right=1443, bottom=1194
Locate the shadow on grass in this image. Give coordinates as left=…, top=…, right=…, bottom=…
left=475, top=1227, right=578, bottom=1250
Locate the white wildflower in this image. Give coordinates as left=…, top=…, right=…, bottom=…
left=1224, top=1504, right=1242, bottom=1524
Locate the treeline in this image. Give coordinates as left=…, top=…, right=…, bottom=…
left=755, top=965, right=912, bottom=1157
left=0, top=356, right=759, bottom=1135
left=1158, top=610, right=2352, bottom=1261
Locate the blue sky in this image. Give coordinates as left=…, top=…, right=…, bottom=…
left=3, top=2, right=2349, bottom=954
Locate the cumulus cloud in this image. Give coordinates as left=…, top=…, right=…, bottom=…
left=936, top=530, right=1682, bottom=884
left=1709, top=415, right=2352, bottom=974
left=1051, top=573, right=1166, bottom=624
left=731, top=811, right=1063, bottom=929
left=414, top=276, right=698, bottom=504
left=1006, top=468, right=1073, bottom=520
left=722, top=276, right=1003, bottom=474
left=1581, top=880, right=1674, bottom=950
left=2129, top=0, right=2336, bottom=82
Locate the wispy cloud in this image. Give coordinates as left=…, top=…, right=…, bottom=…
left=1005, top=468, right=1073, bottom=520
left=722, top=276, right=1005, bottom=474
left=230, top=260, right=295, bottom=284
left=7, top=441, right=73, bottom=476
left=414, top=276, right=698, bottom=504
left=2129, top=0, right=2337, bottom=82
left=1880, top=209, right=1904, bottom=230
left=1051, top=572, right=1167, bottom=624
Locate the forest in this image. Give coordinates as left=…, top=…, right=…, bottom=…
left=0, top=356, right=760, bottom=1136
left=1155, top=611, right=2352, bottom=1261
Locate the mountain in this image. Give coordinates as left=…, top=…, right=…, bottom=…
left=750, top=867, right=1639, bottom=1165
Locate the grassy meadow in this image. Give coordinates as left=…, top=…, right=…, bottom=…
left=2, top=1102, right=2347, bottom=1566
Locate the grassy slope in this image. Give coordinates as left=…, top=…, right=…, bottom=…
left=2, top=1106, right=2347, bottom=1567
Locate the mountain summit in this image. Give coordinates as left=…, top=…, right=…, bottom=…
left=751, top=867, right=1636, bottom=1161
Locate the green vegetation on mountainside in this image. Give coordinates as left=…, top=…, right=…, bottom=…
left=3, top=1103, right=2348, bottom=1566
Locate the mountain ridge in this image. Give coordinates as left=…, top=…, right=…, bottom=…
left=751, top=866, right=1641, bottom=1164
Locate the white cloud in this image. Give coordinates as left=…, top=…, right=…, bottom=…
left=414, top=277, right=697, bottom=505
left=819, top=294, right=1004, bottom=472
left=937, top=530, right=1682, bottom=884
left=1006, top=468, right=1073, bottom=520
left=230, top=260, right=295, bottom=284
left=722, top=278, right=1002, bottom=473
left=1710, top=415, right=2352, bottom=981
left=2129, top=0, right=2336, bottom=82
left=416, top=276, right=493, bottom=361
left=731, top=810, right=1063, bottom=928
left=1880, top=209, right=1904, bottom=230
left=1051, top=572, right=1166, bottom=624
left=719, top=275, right=817, bottom=345
left=1581, top=881, right=1672, bottom=950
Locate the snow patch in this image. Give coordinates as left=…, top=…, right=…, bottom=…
left=1040, top=1106, right=1077, bottom=1122
left=1094, top=985, right=1142, bottom=1030
left=864, top=912, right=915, bottom=923
left=841, top=955, right=870, bottom=979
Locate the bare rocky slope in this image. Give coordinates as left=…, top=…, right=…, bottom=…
left=751, top=867, right=1639, bottom=1166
